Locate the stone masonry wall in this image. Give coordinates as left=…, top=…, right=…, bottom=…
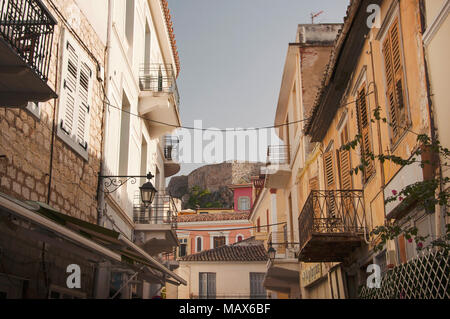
left=0, top=0, right=106, bottom=223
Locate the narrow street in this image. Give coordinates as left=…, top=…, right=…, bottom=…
left=0, top=0, right=448, bottom=307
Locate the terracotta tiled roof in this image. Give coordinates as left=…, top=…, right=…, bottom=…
left=176, top=212, right=250, bottom=223
left=161, top=0, right=180, bottom=76
left=180, top=243, right=268, bottom=262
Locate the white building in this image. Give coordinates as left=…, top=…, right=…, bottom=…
left=96, top=0, right=183, bottom=299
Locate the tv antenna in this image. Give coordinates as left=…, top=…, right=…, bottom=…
left=311, top=11, right=324, bottom=24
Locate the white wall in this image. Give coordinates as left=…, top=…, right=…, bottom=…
left=176, top=262, right=268, bottom=299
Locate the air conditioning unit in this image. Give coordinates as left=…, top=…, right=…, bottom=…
left=385, top=250, right=397, bottom=269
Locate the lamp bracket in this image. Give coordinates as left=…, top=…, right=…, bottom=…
left=98, top=173, right=154, bottom=194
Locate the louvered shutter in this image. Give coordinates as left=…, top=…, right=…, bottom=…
left=338, top=125, right=352, bottom=190
left=60, top=41, right=78, bottom=135
left=59, top=30, right=93, bottom=156
left=323, top=151, right=335, bottom=190
left=356, top=86, right=374, bottom=181
left=323, top=151, right=336, bottom=218
left=76, top=61, right=92, bottom=150
left=383, top=17, right=407, bottom=144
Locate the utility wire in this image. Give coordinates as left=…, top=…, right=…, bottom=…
left=103, top=100, right=309, bottom=132
left=102, top=91, right=374, bottom=132
left=175, top=221, right=287, bottom=232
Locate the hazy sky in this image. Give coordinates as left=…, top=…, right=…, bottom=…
left=169, top=0, right=350, bottom=177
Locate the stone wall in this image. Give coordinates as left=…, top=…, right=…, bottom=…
left=0, top=0, right=106, bottom=223
left=168, top=162, right=263, bottom=208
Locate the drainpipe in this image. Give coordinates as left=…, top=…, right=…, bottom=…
left=96, top=0, right=114, bottom=227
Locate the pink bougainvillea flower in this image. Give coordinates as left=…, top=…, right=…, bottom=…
left=408, top=238, right=413, bottom=243
left=392, top=190, right=398, bottom=196
left=417, top=242, right=423, bottom=249
left=399, top=197, right=404, bottom=202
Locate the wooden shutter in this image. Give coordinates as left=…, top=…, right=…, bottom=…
left=383, top=17, right=407, bottom=144
left=60, top=41, right=78, bottom=135
left=356, top=86, right=374, bottom=181
left=309, top=176, right=319, bottom=191
left=323, top=151, right=336, bottom=218
left=323, top=151, right=335, bottom=190
left=338, top=125, right=352, bottom=190
left=59, top=30, right=93, bottom=154
left=76, top=61, right=92, bottom=149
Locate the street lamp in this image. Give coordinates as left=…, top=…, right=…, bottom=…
left=140, top=179, right=157, bottom=207
left=268, top=243, right=276, bottom=261
left=98, top=172, right=157, bottom=206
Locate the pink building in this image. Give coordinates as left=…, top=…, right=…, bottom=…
left=174, top=183, right=256, bottom=258
left=228, top=183, right=253, bottom=212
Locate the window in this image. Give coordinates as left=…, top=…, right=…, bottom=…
left=57, top=30, right=93, bottom=160
left=250, top=273, right=266, bottom=299
left=26, top=102, right=40, bottom=119
left=199, top=273, right=216, bottom=299
left=382, top=16, right=408, bottom=145
left=125, top=0, right=135, bottom=59
left=338, top=124, right=353, bottom=189
left=196, top=236, right=203, bottom=252
left=236, top=235, right=244, bottom=242
left=256, top=217, right=261, bottom=233
left=118, top=93, right=131, bottom=179
left=355, top=85, right=374, bottom=181
left=179, top=238, right=187, bottom=258
left=213, top=236, right=226, bottom=248
left=238, top=196, right=251, bottom=211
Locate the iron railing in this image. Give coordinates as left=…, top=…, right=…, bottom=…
left=298, top=190, right=367, bottom=251
left=267, top=145, right=290, bottom=165
left=0, top=0, right=56, bottom=81
left=164, top=135, right=179, bottom=161
left=133, top=192, right=178, bottom=229
left=359, top=247, right=449, bottom=299
left=139, top=63, right=180, bottom=107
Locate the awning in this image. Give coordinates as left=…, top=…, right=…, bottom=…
left=0, top=192, right=186, bottom=286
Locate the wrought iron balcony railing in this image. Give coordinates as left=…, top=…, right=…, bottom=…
left=139, top=63, right=180, bottom=107
left=133, top=193, right=178, bottom=229
left=164, top=135, right=179, bottom=161
left=298, top=190, right=367, bottom=254
left=0, top=0, right=56, bottom=81
left=267, top=145, right=290, bottom=165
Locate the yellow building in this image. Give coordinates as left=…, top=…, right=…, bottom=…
left=250, top=23, right=342, bottom=299
left=302, top=0, right=444, bottom=298
left=254, top=0, right=448, bottom=299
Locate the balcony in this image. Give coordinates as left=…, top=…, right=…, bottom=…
left=261, top=145, right=291, bottom=189
left=138, top=63, right=180, bottom=137
left=133, top=193, right=179, bottom=255
left=263, top=231, right=300, bottom=295
left=0, top=0, right=57, bottom=106
left=298, top=190, right=367, bottom=263
left=163, top=135, right=180, bottom=178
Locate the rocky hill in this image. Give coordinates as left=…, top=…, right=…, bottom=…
left=167, top=161, right=264, bottom=209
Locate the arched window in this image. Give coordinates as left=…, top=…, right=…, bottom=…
left=196, top=236, right=203, bottom=252
left=238, top=196, right=251, bottom=211
left=236, top=234, right=244, bottom=242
